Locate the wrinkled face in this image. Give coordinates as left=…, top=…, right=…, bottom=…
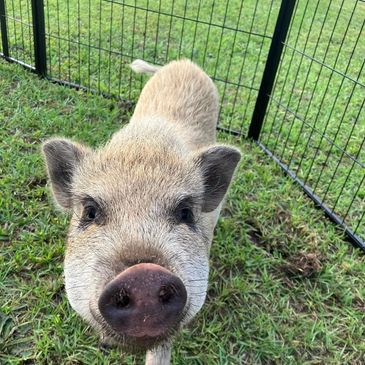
left=43, top=135, right=240, bottom=352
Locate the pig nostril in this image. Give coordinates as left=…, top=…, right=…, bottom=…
left=159, top=284, right=177, bottom=304
left=114, top=289, right=130, bottom=308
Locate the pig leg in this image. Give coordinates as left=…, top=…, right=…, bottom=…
left=145, top=344, right=171, bottom=365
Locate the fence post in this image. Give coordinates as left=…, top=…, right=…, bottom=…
left=0, top=0, right=9, bottom=58
left=31, top=0, right=47, bottom=76
left=248, top=0, right=296, bottom=140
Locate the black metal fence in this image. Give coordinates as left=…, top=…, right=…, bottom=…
left=1, top=0, right=364, bottom=250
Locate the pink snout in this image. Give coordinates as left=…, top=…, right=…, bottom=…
left=98, top=263, right=187, bottom=339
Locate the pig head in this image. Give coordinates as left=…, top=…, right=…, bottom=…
left=42, top=59, right=241, bottom=365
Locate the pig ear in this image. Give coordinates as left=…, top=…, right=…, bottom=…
left=42, top=138, right=90, bottom=210
left=195, top=145, right=241, bottom=213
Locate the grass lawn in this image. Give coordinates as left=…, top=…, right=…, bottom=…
left=1, top=59, right=365, bottom=365
left=1, top=0, right=365, bottom=363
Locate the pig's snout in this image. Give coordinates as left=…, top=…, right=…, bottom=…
left=98, top=263, right=187, bottom=339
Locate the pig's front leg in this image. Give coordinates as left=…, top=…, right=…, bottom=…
left=145, top=343, right=171, bottom=365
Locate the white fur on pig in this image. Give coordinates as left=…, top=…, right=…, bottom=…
left=43, top=59, right=241, bottom=365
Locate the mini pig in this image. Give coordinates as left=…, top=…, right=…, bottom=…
left=42, top=59, right=241, bottom=365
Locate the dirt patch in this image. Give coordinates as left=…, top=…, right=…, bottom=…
left=290, top=297, right=310, bottom=313
left=19, top=360, right=35, bottom=365
left=27, top=176, right=47, bottom=188
left=51, top=285, right=65, bottom=305
left=220, top=204, right=234, bottom=218
left=275, top=206, right=292, bottom=225
left=246, top=219, right=265, bottom=247
left=117, top=99, right=135, bottom=112
left=247, top=223, right=291, bottom=257
left=281, top=276, right=296, bottom=289
left=248, top=226, right=263, bottom=246
left=323, top=292, right=343, bottom=307
left=279, top=252, right=322, bottom=278
left=353, top=297, right=365, bottom=313
left=116, top=100, right=135, bottom=124
left=245, top=214, right=296, bottom=257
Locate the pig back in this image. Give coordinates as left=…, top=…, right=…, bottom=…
left=130, top=60, right=219, bottom=149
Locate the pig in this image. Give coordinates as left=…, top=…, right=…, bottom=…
left=42, top=59, right=241, bottom=365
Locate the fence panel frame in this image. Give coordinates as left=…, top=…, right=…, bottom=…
left=31, top=0, right=47, bottom=76
left=0, top=0, right=9, bottom=58
left=248, top=0, right=296, bottom=140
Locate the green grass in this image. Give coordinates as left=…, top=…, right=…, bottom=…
left=1, top=0, right=365, bottom=363
left=2, top=60, right=365, bottom=365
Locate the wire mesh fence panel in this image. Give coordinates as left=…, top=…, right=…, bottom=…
left=0, top=0, right=34, bottom=67
left=260, top=0, right=365, bottom=246
left=41, top=0, right=280, bottom=135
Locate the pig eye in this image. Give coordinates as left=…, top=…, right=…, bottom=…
left=84, top=205, right=97, bottom=220
left=174, top=206, right=195, bottom=225
left=80, top=199, right=102, bottom=226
